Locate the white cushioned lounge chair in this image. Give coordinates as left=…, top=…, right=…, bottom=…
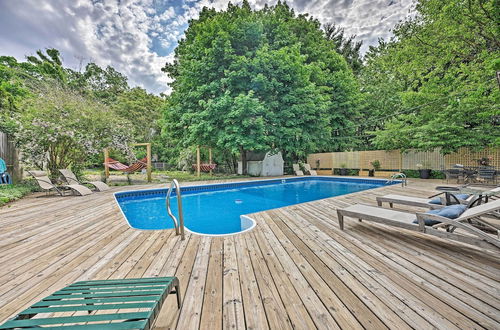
left=376, top=187, right=500, bottom=210
left=337, top=199, right=500, bottom=250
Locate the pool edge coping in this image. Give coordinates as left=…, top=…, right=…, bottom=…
left=113, top=176, right=401, bottom=236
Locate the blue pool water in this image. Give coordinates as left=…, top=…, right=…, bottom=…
left=115, top=177, right=396, bottom=235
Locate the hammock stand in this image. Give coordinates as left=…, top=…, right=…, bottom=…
left=103, top=143, right=152, bottom=182
left=193, top=146, right=216, bottom=177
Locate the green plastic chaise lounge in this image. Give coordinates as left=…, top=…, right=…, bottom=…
left=59, top=168, right=110, bottom=192
left=0, top=277, right=181, bottom=330
left=28, top=170, right=93, bottom=196
left=376, top=187, right=500, bottom=210
left=337, top=199, right=500, bottom=250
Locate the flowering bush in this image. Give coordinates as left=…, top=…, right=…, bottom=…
left=15, top=81, right=134, bottom=178
left=478, top=157, right=491, bottom=166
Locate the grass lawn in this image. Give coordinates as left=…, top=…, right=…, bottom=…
left=83, top=169, right=249, bottom=184
left=0, top=183, right=38, bottom=207
left=153, top=170, right=247, bottom=182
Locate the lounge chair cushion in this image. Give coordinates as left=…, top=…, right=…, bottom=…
left=414, top=204, right=467, bottom=226
left=428, top=193, right=470, bottom=204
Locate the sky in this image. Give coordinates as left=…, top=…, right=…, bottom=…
left=0, top=0, right=414, bottom=95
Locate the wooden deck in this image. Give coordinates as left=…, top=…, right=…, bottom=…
left=0, top=178, right=499, bottom=329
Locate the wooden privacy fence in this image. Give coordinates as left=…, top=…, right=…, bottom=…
left=308, top=147, right=500, bottom=172
left=0, top=132, right=21, bottom=182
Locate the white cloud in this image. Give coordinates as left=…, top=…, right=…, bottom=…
left=174, top=0, right=414, bottom=53
left=0, top=0, right=173, bottom=94
left=0, top=0, right=414, bottom=95
left=159, top=7, right=176, bottom=21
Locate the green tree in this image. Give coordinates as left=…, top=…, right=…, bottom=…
left=354, top=40, right=407, bottom=149
left=78, top=63, right=129, bottom=104
left=0, top=57, right=29, bottom=133
left=364, top=0, right=499, bottom=153
left=323, top=23, right=363, bottom=74
left=15, top=80, right=133, bottom=177
left=0, top=49, right=74, bottom=134
left=162, top=1, right=359, bottom=172
left=112, top=87, right=165, bottom=142
left=25, top=49, right=67, bottom=82
left=0, top=49, right=149, bottom=174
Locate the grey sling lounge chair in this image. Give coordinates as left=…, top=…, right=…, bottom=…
left=59, top=168, right=110, bottom=191
left=337, top=199, right=500, bottom=250
left=293, top=164, right=304, bottom=176
left=29, top=170, right=92, bottom=196
left=376, top=187, right=500, bottom=210
left=303, top=163, right=317, bottom=176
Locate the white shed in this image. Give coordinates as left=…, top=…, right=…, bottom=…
left=238, top=151, right=284, bottom=176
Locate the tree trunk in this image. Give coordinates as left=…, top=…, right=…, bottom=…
left=240, top=146, right=247, bottom=175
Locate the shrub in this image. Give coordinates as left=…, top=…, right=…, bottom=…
left=0, top=181, right=38, bottom=207
left=15, top=81, right=134, bottom=178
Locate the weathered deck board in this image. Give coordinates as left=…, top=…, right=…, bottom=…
left=0, top=178, right=499, bottom=329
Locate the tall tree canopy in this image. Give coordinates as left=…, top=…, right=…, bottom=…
left=77, top=63, right=130, bottom=104
left=323, top=23, right=363, bottom=74
left=162, top=1, right=360, bottom=170
left=112, top=87, right=165, bottom=142
left=363, top=0, right=499, bottom=153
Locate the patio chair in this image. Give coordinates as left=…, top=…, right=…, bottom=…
left=376, top=187, right=500, bottom=209
left=303, top=163, right=317, bottom=176
left=337, top=199, right=500, bottom=250
left=28, top=170, right=92, bottom=196
left=444, top=168, right=464, bottom=183
left=292, top=164, right=304, bottom=176
left=0, top=277, right=181, bottom=330
left=477, top=166, right=497, bottom=184
left=59, top=169, right=110, bottom=191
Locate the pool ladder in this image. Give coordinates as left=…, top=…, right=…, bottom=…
left=166, top=179, right=185, bottom=240
left=387, top=173, right=407, bottom=187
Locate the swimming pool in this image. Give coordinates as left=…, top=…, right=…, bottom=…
left=115, top=177, right=398, bottom=236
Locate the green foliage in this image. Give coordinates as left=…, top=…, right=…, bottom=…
left=15, top=80, right=134, bottom=178
left=154, top=170, right=246, bottom=182
left=333, top=168, right=359, bottom=176
left=0, top=182, right=38, bottom=207
left=323, top=23, right=363, bottom=74
left=162, top=1, right=360, bottom=168
left=112, top=87, right=165, bottom=142
left=370, top=160, right=381, bottom=170
left=402, top=169, right=445, bottom=179
left=363, top=0, right=499, bottom=153
left=0, top=47, right=165, bottom=175
left=0, top=58, right=30, bottom=133
left=77, top=63, right=129, bottom=104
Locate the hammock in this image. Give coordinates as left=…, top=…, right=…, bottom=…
left=105, top=157, right=148, bottom=173
left=192, top=163, right=217, bottom=172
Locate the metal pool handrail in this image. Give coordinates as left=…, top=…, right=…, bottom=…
left=166, top=179, right=185, bottom=240
left=387, top=173, right=407, bottom=187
